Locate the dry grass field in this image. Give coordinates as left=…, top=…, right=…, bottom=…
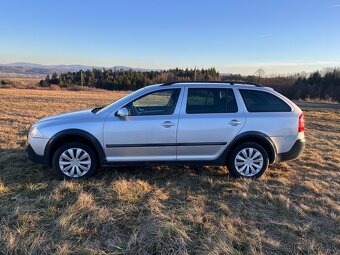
left=0, top=88, right=339, bottom=255
left=0, top=77, right=42, bottom=89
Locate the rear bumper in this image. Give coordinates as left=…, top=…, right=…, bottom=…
left=26, top=144, right=49, bottom=166
left=277, top=138, right=305, bottom=162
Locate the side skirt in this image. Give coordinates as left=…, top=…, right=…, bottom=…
left=101, top=160, right=225, bottom=167
left=101, top=151, right=229, bottom=167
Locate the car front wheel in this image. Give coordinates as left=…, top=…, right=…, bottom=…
left=227, top=142, right=269, bottom=178
left=52, top=142, right=97, bottom=179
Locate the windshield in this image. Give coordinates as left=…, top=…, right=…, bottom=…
left=96, top=87, right=151, bottom=114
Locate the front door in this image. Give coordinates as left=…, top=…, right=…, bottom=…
left=103, top=88, right=182, bottom=162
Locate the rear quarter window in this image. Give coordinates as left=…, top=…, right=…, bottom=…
left=239, top=89, right=291, bottom=112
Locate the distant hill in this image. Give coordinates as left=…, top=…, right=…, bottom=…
left=0, top=62, right=160, bottom=75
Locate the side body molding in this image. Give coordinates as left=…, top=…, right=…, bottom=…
left=43, top=130, right=277, bottom=167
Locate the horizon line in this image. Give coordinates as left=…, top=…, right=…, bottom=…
left=1, top=61, right=340, bottom=76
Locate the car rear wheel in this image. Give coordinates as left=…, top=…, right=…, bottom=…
left=52, top=142, right=97, bottom=179
left=227, top=142, right=269, bottom=178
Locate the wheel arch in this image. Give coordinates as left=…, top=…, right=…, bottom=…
left=45, top=129, right=106, bottom=166
left=224, top=131, right=277, bottom=164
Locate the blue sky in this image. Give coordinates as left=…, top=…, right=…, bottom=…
left=1, top=0, right=340, bottom=74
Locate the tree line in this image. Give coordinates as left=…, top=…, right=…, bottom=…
left=40, top=68, right=220, bottom=91
left=40, top=67, right=340, bottom=102
left=290, top=69, right=340, bottom=102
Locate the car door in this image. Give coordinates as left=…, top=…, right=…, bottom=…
left=103, top=88, right=183, bottom=162
left=177, top=87, right=245, bottom=161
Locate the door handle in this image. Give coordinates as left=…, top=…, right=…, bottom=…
left=162, top=121, right=175, bottom=128
left=229, top=119, right=242, bottom=126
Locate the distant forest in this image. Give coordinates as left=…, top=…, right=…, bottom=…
left=40, top=67, right=340, bottom=102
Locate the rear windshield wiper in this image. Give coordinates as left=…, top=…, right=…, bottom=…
left=91, top=107, right=104, bottom=113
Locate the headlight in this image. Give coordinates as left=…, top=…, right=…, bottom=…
left=28, top=126, right=45, bottom=138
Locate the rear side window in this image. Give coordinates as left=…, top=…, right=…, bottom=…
left=186, top=88, right=238, bottom=114
left=239, top=89, right=291, bottom=112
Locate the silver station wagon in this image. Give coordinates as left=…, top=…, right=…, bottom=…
left=27, top=81, right=305, bottom=179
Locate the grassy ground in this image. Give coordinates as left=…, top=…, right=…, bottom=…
left=0, top=88, right=339, bottom=255
left=0, top=78, right=42, bottom=89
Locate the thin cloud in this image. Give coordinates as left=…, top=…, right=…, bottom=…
left=326, top=4, right=340, bottom=8
left=259, top=34, right=271, bottom=38
left=221, top=61, right=340, bottom=67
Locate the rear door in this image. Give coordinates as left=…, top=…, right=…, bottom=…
left=176, top=87, right=245, bottom=161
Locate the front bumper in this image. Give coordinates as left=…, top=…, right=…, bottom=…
left=277, top=138, right=305, bottom=162
left=26, top=144, right=49, bottom=166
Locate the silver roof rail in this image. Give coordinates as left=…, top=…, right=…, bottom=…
left=161, top=80, right=264, bottom=87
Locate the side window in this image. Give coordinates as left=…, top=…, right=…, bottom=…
left=186, top=88, right=238, bottom=114
left=124, top=89, right=181, bottom=116
left=239, top=89, right=291, bottom=112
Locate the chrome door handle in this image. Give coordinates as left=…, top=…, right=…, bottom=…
left=162, top=121, right=175, bottom=128
left=229, top=119, right=242, bottom=126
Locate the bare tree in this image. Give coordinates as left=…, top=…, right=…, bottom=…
left=255, top=67, right=265, bottom=82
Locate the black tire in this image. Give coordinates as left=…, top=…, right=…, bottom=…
left=52, top=142, right=97, bottom=179
left=227, top=142, right=269, bottom=178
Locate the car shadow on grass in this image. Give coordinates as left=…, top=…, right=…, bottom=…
left=0, top=147, right=230, bottom=184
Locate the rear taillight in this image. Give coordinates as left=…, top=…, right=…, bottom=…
left=298, top=113, right=305, bottom=132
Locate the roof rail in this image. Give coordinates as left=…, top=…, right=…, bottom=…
left=161, top=80, right=263, bottom=87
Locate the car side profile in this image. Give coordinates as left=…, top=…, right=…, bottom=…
left=27, top=81, right=305, bottom=179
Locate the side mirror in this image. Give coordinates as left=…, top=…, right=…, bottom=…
left=116, top=107, right=129, bottom=118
